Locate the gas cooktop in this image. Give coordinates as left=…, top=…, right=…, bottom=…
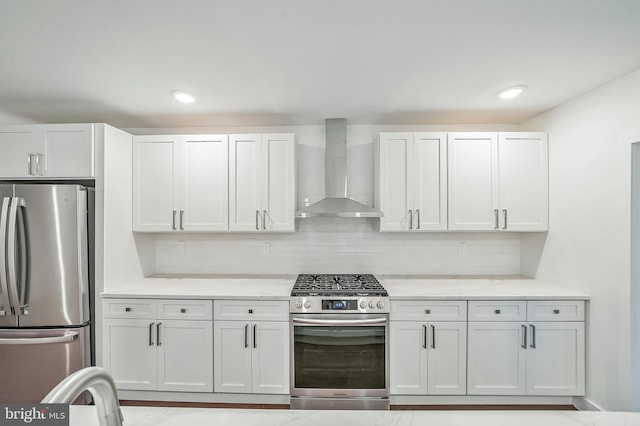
left=291, top=274, right=388, bottom=297
left=290, top=274, right=389, bottom=314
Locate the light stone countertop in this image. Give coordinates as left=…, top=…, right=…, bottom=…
left=70, top=406, right=639, bottom=426
left=381, top=277, right=590, bottom=300
left=101, top=275, right=589, bottom=301
left=101, top=275, right=296, bottom=300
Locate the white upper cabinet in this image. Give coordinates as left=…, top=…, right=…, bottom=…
left=0, top=123, right=94, bottom=178
left=229, top=133, right=295, bottom=232
left=377, top=132, right=447, bottom=231
left=497, top=133, right=549, bottom=231
left=133, top=134, right=229, bottom=232
left=448, top=132, right=548, bottom=231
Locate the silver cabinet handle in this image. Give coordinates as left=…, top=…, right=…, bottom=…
left=36, top=153, right=44, bottom=175
left=530, top=324, right=536, bottom=349
left=179, top=210, right=184, bottom=230
left=28, top=154, right=37, bottom=175
left=521, top=324, right=527, bottom=349
left=409, top=209, right=413, bottom=230
left=0, top=197, right=12, bottom=315
left=253, top=324, right=257, bottom=348
left=244, top=324, right=249, bottom=348
left=430, top=324, right=435, bottom=349
left=416, top=209, right=421, bottom=230
left=262, top=210, right=267, bottom=230
left=149, top=322, right=154, bottom=346
left=255, top=210, right=260, bottom=230
left=156, top=322, right=162, bottom=346
left=172, top=211, right=177, bottom=230
left=494, top=209, right=499, bottom=230
left=422, top=324, right=427, bottom=349
left=0, top=331, right=79, bottom=345
left=502, top=209, right=508, bottom=230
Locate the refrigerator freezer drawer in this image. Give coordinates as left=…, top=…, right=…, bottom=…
left=0, top=326, right=91, bottom=402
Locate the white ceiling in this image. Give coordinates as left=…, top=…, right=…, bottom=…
left=1, top=0, right=640, bottom=128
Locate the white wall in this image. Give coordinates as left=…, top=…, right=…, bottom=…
left=134, top=123, right=524, bottom=277
left=0, top=109, right=36, bottom=125
left=520, top=68, right=640, bottom=411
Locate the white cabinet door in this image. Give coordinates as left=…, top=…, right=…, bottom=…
left=378, top=133, right=446, bottom=231
left=526, top=322, right=585, bottom=396
left=390, top=321, right=428, bottom=394
left=230, top=134, right=295, bottom=232
left=448, top=132, right=548, bottom=231
left=132, top=136, right=179, bottom=231
left=157, top=320, right=214, bottom=392
left=390, top=321, right=466, bottom=395
left=102, top=318, right=157, bottom=391
left=448, top=133, right=499, bottom=231
left=262, top=134, right=295, bottom=232
left=413, top=133, right=447, bottom=231
left=378, top=133, right=412, bottom=231
left=229, top=134, right=262, bottom=231
left=42, top=124, right=94, bottom=177
left=467, top=322, right=526, bottom=395
left=0, top=124, right=94, bottom=178
left=0, top=127, right=40, bottom=177
left=179, top=135, right=229, bottom=231
left=427, top=321, right=466, bottom=395
left=497, top=133, right=548, bottom=231
left=252, top=321, right=290, bottom=394
left=214, top=320, right=252, bottom=393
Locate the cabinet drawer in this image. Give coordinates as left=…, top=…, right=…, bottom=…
left=527, top=300, right=584, bottom=321
left=102, top=299, right=156, bottom=319
left=214, top=300, right=289, bottom=321
left=468, top=301, right=526, bottom=321
left=391, top=300, right=467, bottom=321
left=157, top=300, right=213, bottom=320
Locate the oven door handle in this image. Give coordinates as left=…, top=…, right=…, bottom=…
left=292, top=317, right=387, bottom=326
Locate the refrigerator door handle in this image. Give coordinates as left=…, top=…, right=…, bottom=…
left=16, top=203, right=28, bottom=313
left=7, top=197, right=25, bottom=316
left=0, top=330, right=78, bottom=345
left=0, top=197, right=12, bottom=315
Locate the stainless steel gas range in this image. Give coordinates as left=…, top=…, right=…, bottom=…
left=289, top=274, right=390, bottom=410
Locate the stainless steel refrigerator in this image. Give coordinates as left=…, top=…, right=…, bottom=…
left=0, top=184, right=92, bottom=402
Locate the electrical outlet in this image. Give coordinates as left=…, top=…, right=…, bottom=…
left=263, top=242, right=271, bottom=254
left=458, top=241, right=466, bottom=255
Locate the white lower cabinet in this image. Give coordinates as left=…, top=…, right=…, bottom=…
left=390, top=301, right=467, bottom=395
left=467, top=300, right=585, bottom=396
left=214, top=300, right=289, bottom=394
left=102, top=299, right=213, bottom=392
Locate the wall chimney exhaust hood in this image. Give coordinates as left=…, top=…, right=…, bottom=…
left=295, top=118, right=383, bottom=218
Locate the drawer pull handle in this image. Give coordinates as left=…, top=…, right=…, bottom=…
left=495, top=309, right=501, bottom=314
left=248, top=309, right=253, bottom=314
left=425, top=309, right=431, bottom=314
left=180, top=308, right=186, bottom=313
left=125, top=307, right=131, bottom=312
left=553, top=309, right=560, bottom=314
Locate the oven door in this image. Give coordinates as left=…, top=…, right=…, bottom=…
left=290, top=313, right=389, bottom=399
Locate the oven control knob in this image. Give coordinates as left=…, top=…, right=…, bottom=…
left=359, top=300, right=367, bottom=309
left=295, top=301, right=303, bottom=309
left=303, top=301, right=312, bottom=309
left=368, top=300, right=376, bottom=309
left=377, top=301, right=385, bottom=309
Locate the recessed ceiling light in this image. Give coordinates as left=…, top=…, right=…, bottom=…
left=171, top=90, right=196, bottom=104
left=497, top=85, right=527, bottom=100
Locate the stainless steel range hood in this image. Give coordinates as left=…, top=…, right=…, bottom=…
left=295, top=118, right=383, bottom=218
